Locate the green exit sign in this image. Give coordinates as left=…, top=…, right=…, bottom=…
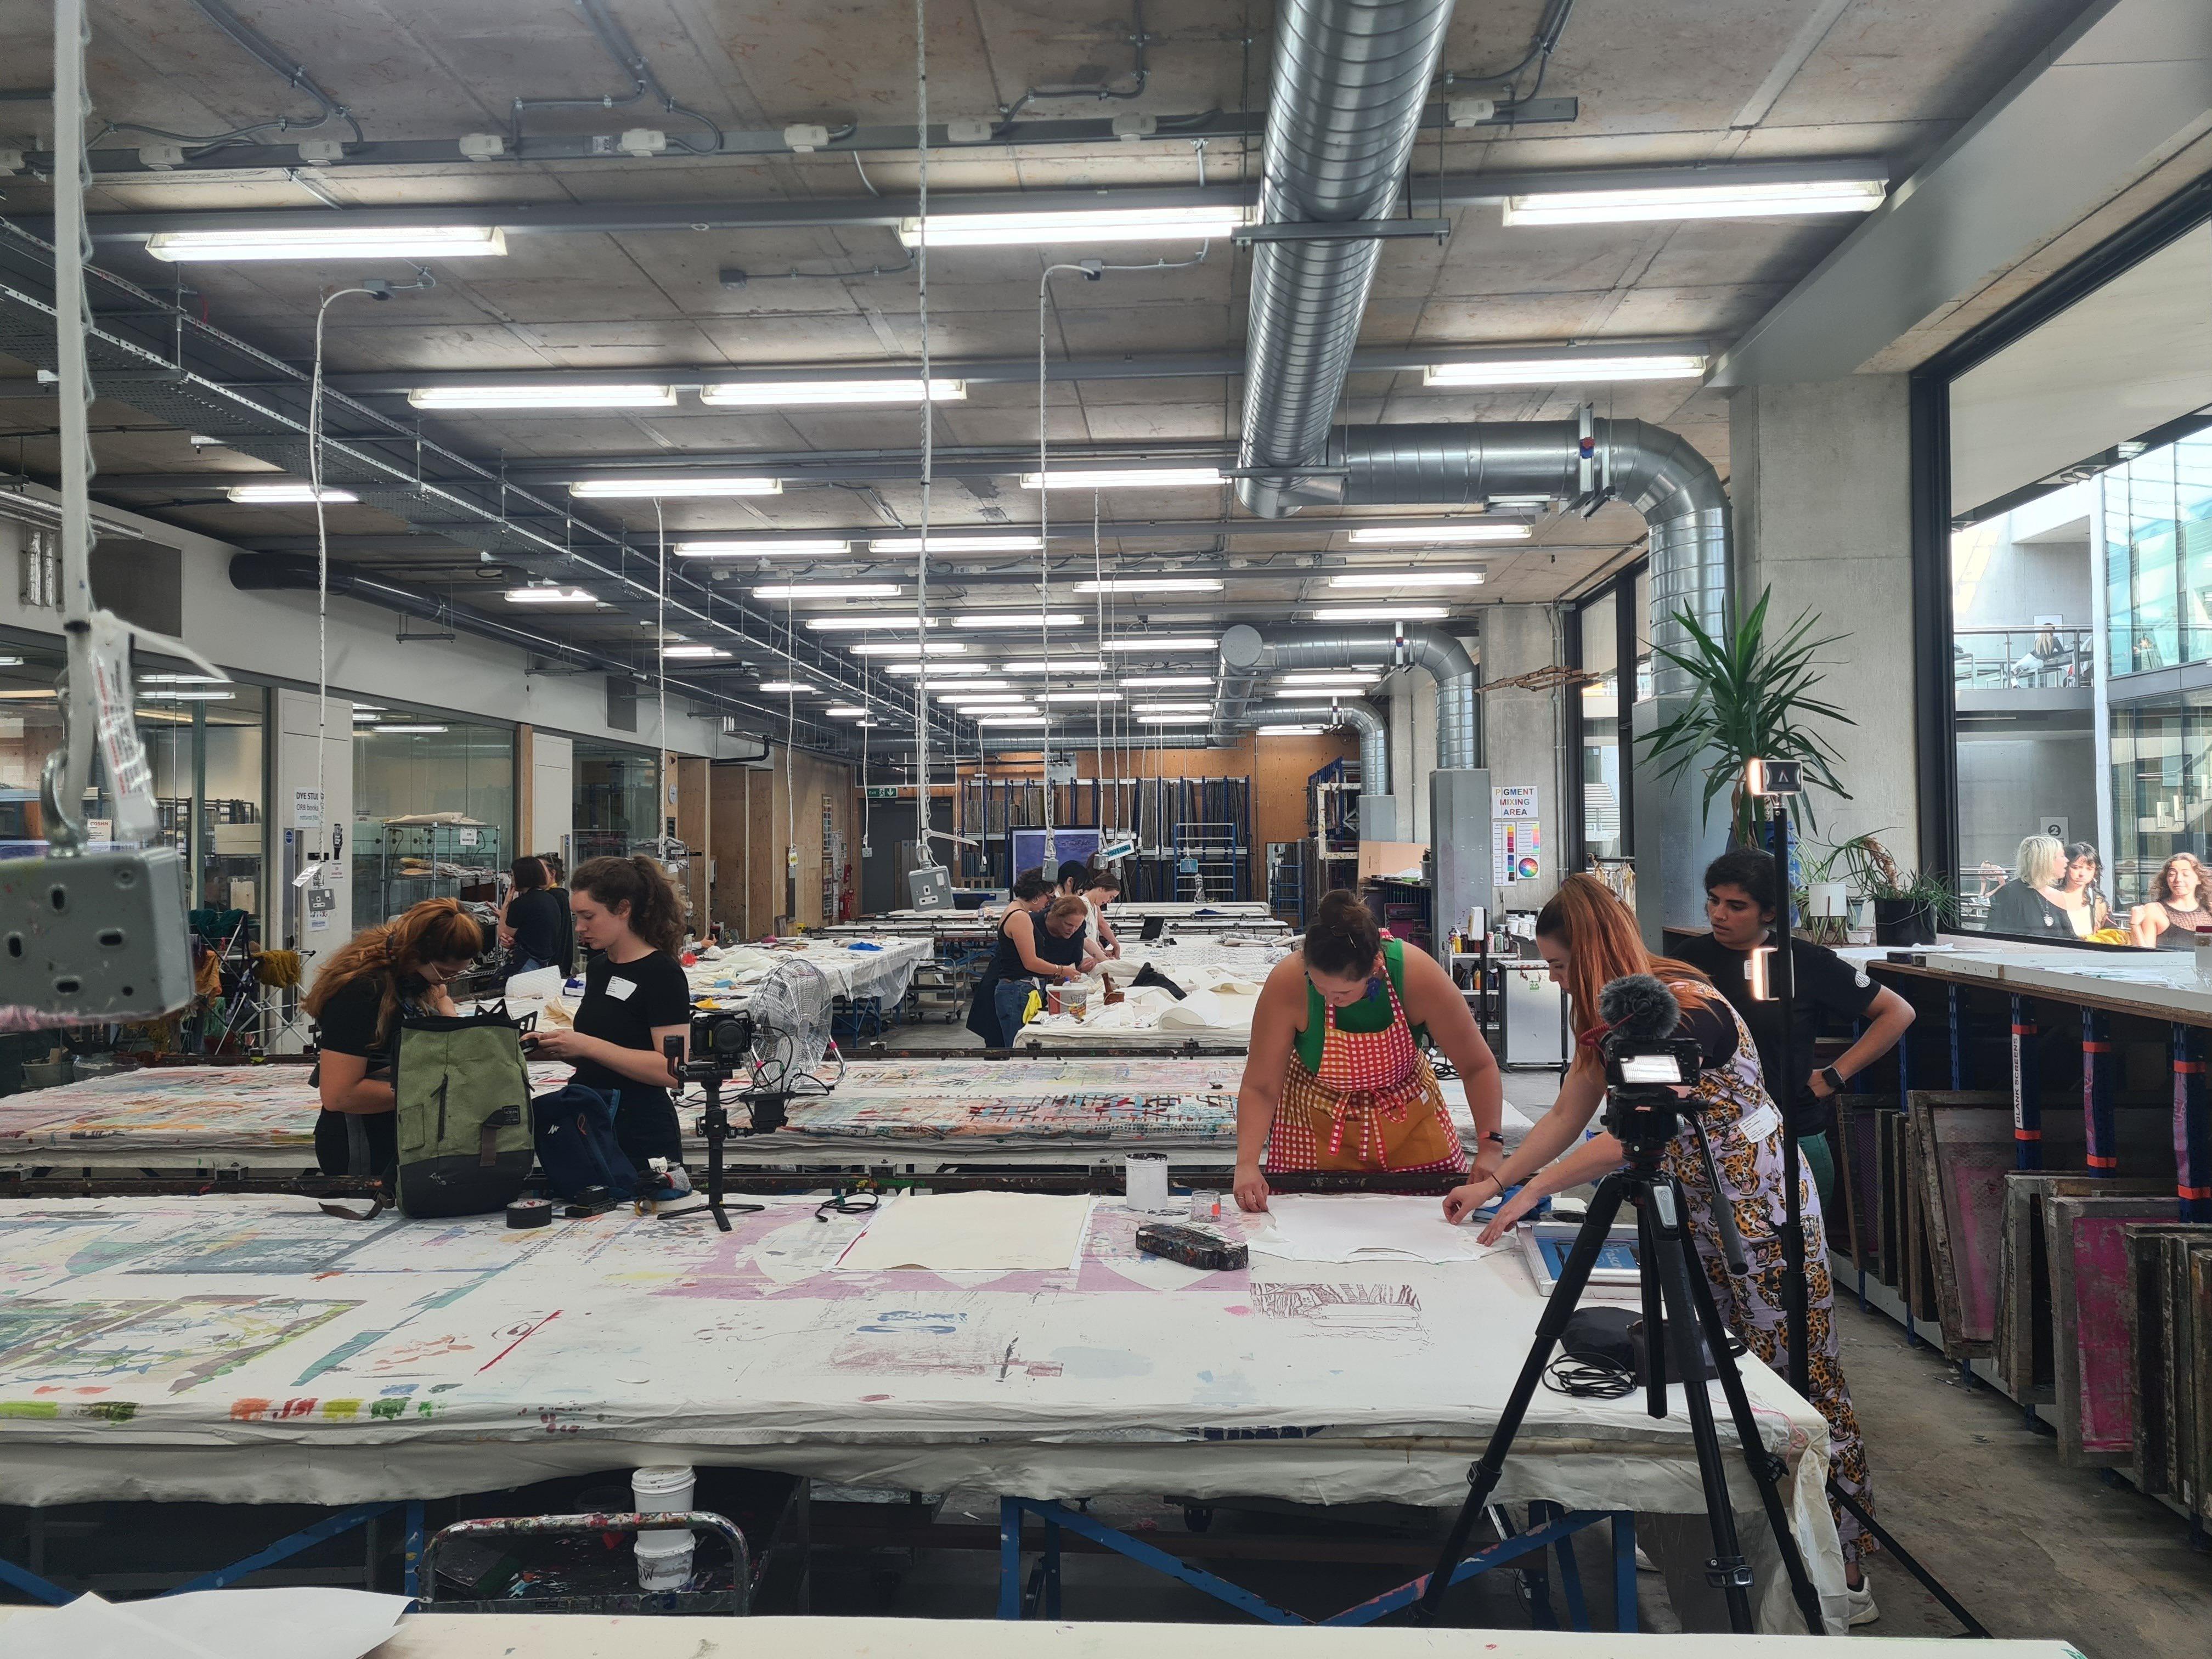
left=865, top=786, right=900, bottom=800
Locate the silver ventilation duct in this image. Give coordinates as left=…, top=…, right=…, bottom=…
left=1217, top=623, right=1477, bottom=770
left=1235, top=699, right=1387, bottom=795
left=1235, top=0, right=1457, bottom=517
left=1328, top=417, right=1730, bottom=693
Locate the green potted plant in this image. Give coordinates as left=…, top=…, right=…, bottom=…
left=1829, top=833, right=1957, bottom=945
left=1637, top=589, right=1855, bottom=846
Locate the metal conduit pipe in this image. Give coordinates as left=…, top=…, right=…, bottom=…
left=1216, top=623, right=1477, bottom=770
left=1235, top=0, right=1457, bottom=517
left=1327, top=416, right=1730, bottom=693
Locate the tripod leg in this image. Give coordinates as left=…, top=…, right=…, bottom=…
left=1641, top=1193, right=1757, bottom=1632
left=1666, top=1182, right=1827, bottom=1636
left=1413, top=1172, right=1632, bottom=1626
left=1635, top=1190, right=1667, bottom=1419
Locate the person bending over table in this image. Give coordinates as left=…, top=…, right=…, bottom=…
left=1441, top=873, right=1877, bottom=1617
left=1233, top=890, right=1503, bottom=1210
left=968, top=868, right=1062, bottom=1046
left=1675, top=849, right=1915, bottom=1212
left=969, top=882, right=1102, bottom=1046
left=1056, top=859, right=1093, bottom=900
left=1079, top=869, right=1123, bottom=960
left=524, top=855, right=692, bottom=1166
left=303, top=897, right=490, bottom=1180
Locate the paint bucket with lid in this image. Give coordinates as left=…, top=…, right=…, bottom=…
left=631, top=1464, right=696, bottom=1588
left=1125, top=1152, right=1173, bottom=1214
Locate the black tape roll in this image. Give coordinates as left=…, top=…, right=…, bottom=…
left=506, top=1197, right=552, bottom=1229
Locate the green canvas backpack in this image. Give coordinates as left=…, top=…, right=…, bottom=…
left=392, top=1009, right=534, bottom=1218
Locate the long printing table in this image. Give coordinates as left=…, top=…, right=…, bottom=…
left=0, top=1192, right=1845, bottom=1630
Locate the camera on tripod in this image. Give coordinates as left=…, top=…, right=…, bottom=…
left=1599, top=1029, right=1708, bottom=1153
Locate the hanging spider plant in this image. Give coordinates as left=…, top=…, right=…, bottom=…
left=1637, top=588, right=1855, bottom=844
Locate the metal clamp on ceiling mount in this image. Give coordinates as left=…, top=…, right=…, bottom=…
left=1231, top=218, right=1452, bottom=246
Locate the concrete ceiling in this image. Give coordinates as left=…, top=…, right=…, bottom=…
left=0, top=0, right=2100, bottom=745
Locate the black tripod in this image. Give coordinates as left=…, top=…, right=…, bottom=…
left=659, top=1034, right=768, bottom=1232
left=1413, top=1147, right=1826, bottom=1635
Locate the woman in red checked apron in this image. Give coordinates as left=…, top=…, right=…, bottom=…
left=1233, top=890, right=1507, bottom=1211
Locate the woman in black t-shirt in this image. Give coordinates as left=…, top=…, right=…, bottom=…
left=500, top=857, right=567, bottom=980
left=524, top=855, right=692, bottom=1165
left=302, top=898, right=492, bottom=1178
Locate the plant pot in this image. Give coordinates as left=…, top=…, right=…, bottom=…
left=1872, top=898, right=1937, bottom=946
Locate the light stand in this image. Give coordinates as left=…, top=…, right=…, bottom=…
left=1744, top=759, right=1810, bottom=1397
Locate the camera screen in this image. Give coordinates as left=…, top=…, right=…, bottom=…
left=1616, top=1054, right=1687, bottom=1084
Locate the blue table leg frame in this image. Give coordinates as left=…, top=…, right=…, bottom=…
left=0, top=1498, right=425, bottom=1606
left=996, top=1497, right=1634, bottom=1630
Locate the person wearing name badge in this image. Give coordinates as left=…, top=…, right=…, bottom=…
left=1442, top=874, right=1877, bottom=1618
left=524, top=855, right=692, bottom=1167
left=1233, top=891, right=1504, bottom=1210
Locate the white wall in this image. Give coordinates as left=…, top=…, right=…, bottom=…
left=1476, top=606, right=1570, bottom=913
left=532, top=731, right=575, bottom=860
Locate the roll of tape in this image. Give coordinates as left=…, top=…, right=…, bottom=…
left=506, top=1197, right=552, bottom=1229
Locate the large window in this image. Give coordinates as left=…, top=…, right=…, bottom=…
left=1577, top=589, right=1623, bottom=861
left=352, top=709, right=515, bottom=928
left=572, top=738, right=657, bottom=862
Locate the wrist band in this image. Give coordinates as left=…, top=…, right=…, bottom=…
left=1481, top=1131, right=1505, bottom=1144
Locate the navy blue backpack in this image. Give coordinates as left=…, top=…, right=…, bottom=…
left=531, top=1084, right=646, bottom=1200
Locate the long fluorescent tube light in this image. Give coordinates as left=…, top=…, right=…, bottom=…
left=1022, top=468, right=1225, bottom=490
left=1275, top=686, right=1370, bottom=698
left=1101, top=636, right=1215, bottom=652
left=1040, top=691, right=1121, bottom=703
left=225, top=483, right=356, bottom=504
left=1280, top=669, right=1380, bottom=684
left=661, top=645, right=730, bottom=658
left=1502, top=178, right=1886, bottom=226
left=1423, top=356, right=1705, bottom=386
left=1132, top=702, right=1211, bottom=714
left=408, top=384, right=675, bottom=409
left=899, top=206, right=1251, bottom=248
left=1073, top=577, right=1223, bottom=595
left=995, top=659, right=1104, bottom=675
left=850, top=641, right=966, bottom=656
left=371, top=723, right=450, bottom=733
left=1137, top=714, right=1210, bottom=725
left=952, top=613, right=1084, bottom=630
left=883, top=663, right=993, bottom=677
left=1257, top=724, right=1322, bottom=735
left=1346, top=523, right=1528, bottom=544
left=826, top=707, right=870, bottom=718
left=756, top=584, right=898, bottom=600
left=148, top=225, right=507, bottom=262
left=702, top=379, right=965, bottom=406
left=930, top=680, right=1009, bottom=693
left=141, top=673, right=225, bottom=684
left=942, top=694, right=1028, bottom=706
left=569, top=477, right=781, bottom=498
left=1308, top=606, right=1453, bottom=621
left=807, top=616, right=939, bottom=631
left=758, top=681, right=815, bottom=693
left=675, top=539, right=850, bottom=558
left=868, top=534, right=1044, bottom=554
left=1120, top=675, right=1215, bottom=689
left=1328, top=570, right=1488, bottom=589
left=974, top=714, right=1055, bottom=726
left=505, top=586, right=599, bottom=604
left=139, top=689, right=235, bottom=701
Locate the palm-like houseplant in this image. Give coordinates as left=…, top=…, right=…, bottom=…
left=1637, top=588, right=1855, bottom=846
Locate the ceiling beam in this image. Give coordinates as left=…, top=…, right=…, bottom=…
left=78, top=160, right=1888, bottom=241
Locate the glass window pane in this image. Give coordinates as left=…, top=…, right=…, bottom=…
left=1578, top=594, right=1622, bottom=861
left=572, top=738, right=658, bottom=862
left=352, top=714, right=515, bottom=928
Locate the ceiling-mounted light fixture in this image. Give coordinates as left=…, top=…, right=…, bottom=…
left=675, top=539, right=849, bottom=558
left=868, top=534, right=1045, bottom=554
left=1257, top=724, right=1322, bottom=735
left=1346, top=523, right=1528, bottom=544
left=994, top=658, right=1105, bottom=675
left=408, top=384, right=676, bottom=409
left=757, top=680, right=815, bottom=693
left=806, top=616, right=940, bottom=631
left=1137, top=713, right=1210, bottom=725
left=849, top=641, right=967, bottom=656
left=1072, top=577, right=1223, bottom=594
left=1120, top=675, right=1216, bottom=689
left=371, top=723, right=450, bottom=733
left=1502, top=177, right=1885, bottom=226
left=148, top=225, right=507, bottom=262
left=1021, top=467, right=1226, bottom=490
left=1307, top=606, right=1453, bottom=621
left=505, top=585, right=599, bottom=604
left=1040, top=691, right=1121, bottom=703
left=951, top=612, right=1085, bottom=630
left=225, top=483, right=357, bottom=504
left=1423, top=356, right=1706, bottom=386
left=755, top=583, right=899, bottom=600
left=1327, top=570, right=1488, bottom=589
left=1099, top=636, right=1216, bottom=653
left=701, top=379, right=966, bottom=406
left=569, top=477, right=781, bottom=498
left=1131, top=702, right=1211, bottom=714
left=973, top=713, right=1056, bottom=726
left=899, top=205, right=1252, bottom=248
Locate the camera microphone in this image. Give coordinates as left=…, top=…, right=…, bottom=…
left=1598, top=973, right=1681, bottom=1039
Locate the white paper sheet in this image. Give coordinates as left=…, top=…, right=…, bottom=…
left=1, top=1589, right=412, bottom=1659
left=1250, top=1194, right=1502, bottom=1264
left=834, top=1191, right=1096, bottom=1271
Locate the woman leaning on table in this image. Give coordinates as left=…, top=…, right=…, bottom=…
left=1440, top=873, right=1877, bottom=1620
left=1233, top=890, right=1505, bottom=1209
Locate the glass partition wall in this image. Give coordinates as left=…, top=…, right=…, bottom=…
left=352, top=708, right=515, bottom=929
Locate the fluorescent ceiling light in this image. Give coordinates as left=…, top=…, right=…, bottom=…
left=756, top=583, right=898, bottom=600
left=1137, top=714, right=1210, bottom=725
left=1346, top=522, right=1528, bottom=544
left=1072, top=577, right=1223, bottom=595
left=1308, top=605, right=1453, bottom=621
left=952, top=612, right=1084, bottom=630
left=569, top=476, right=781, bottom=499
left=0, top=655, right=22, bottom=667
left=850, top=641, right=966, bottom=656
left=148, top=225, right=507, bottom=262
left=899, top=205, right=1251, bottom=248
left=1120, top=675, right=1215, bottom=689
left=826, top=706, right=869, bottom=718
left=883, top=663, right=992, bottom=677
left=758, top=680, right=814, bottom=693
left=943, top=694, right=1028, bottom=706
left=1280, top=669, right=1380, bottom=684
left=1502, top=178, right=1885, bottom=226
left=505, top=586, right=598, bottom=604
left=1275, top=686, right=1374, bottom=699
left=1328, top=570, right=1487, bottom=589
left=225, top=483, right=356, bottom=504
left=702, top=379, right=964, bottom=406
left=995, top=659, right=1105, bottom=675
left=141, top=673, right=225, bottom=685
left=1423, top=355, right=1706, bottom=386
left=661, top=645, right=730, bottom=658
left=807, top=615, right=939, bottom=631
left=1132, top=702, right=1212, bottom=714
left=138, top=689, right=235, bottom=701
left=1040, top=691, right=1121, bottom=703
left=676, top=539, right=851, bottom=558
left=869, top=534, right=1044, bottom=554
left=1257, top=724, right=1321, bottom=736
left=1100, top=636, right=1215, bottom=652
left=408, top=384, right=675, bottom=410
left=1022, top=467, right=1225, bottom=490
left=0, top=689, right=55, bottom=700
left=974, top=714, right=1055, bottom=726
left=371, top=723, right=449, bottom=734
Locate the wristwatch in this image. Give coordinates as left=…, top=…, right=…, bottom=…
left=1819, top=1064, right=1847, bottom=1094
left=1481, top=1131, right=1506, bottom=1146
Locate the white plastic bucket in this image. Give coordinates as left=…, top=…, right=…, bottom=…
left=632, top=1464, right=696, bottom=1561
left=633, top=1530, right=694, bottom=1592
left=1125, top=1152, right=1172, bottom=1214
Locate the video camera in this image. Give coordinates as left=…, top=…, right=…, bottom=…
left=1595, top=975, right=1707, bottom=1157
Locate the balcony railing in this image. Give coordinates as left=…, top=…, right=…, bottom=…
left=1953, top=625, right=2094, bottom=689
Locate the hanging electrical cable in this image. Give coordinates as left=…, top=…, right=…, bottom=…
left=95, top=0, right=363, bottom=154
left=653, top=498, right=669, bottom=854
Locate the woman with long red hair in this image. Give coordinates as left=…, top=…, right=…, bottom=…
left=1443, top=873, right=1877, bottom=1622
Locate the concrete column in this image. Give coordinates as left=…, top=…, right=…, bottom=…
left=1477, top=605, right=1571, bottom=918
left=1729, top=375, right=1919, bottom=872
